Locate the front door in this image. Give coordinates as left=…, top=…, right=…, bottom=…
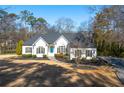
left=49, top=46, right=54, bottom=56
left=50, top=47, right=54, bottom=53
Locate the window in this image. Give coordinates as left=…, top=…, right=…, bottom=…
left=86, top=50, right=92, bottom=57
left=57, top=46, right=66, bottom=53
left=37, top=46, right=45, bottom=54
left=75, top=50, right=82, bottom=57
left=25, top=47, right=32, bottom=53
left=81, top=50, right=85, bottom=54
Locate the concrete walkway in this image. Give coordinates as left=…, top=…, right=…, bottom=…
left=48, top=56, right=60, bottom=62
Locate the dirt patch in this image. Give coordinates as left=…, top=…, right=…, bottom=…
left=0, top=55, right=123, bottom=87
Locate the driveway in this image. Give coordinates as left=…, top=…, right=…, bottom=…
left=99, top=57, right=124, bottom=84
left=0, top=55, right=123, bottom=87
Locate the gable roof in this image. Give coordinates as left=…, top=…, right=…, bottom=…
left=62, top=32, right=75, bottom=42
left=41, top=32, right=61, bottom=44
left=23, top=34, right=42, bottom=46
left=24, top=32, right=62, bottom=45
left=23, top=31, right=95, bottom=48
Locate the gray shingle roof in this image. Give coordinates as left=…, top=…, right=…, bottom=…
left=23, top=34, right=42, bottom=46
left=41, top=32, right=61, bottom=44
left=62, top=32, right=75, bottom=42
left=24, top=32, right=61, bottom=45
left=23, top=31, right=95, bottom=48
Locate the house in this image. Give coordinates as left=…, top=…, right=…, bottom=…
left=22, top=31, right=97, bottom=60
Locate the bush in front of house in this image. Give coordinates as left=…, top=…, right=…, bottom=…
left=32, top=55, right=36, bottom=58
left=54, top=53, right=64, bottom=58
left=90, top=57, right=97, bottom=62
left=22, top=54, right=32, bottom=58
left=43, top=54, right=48, bottom=58
left=64, top=53, right=69, bottom=56
left=22, top=54, right=36, bottom=58
left=16, top=40, right=24, bottom=55
left=81, top=57, right=87, bottom=62
left=63, top=55, right=69, bottom=60
left=54, top=53, right=70, bottom=62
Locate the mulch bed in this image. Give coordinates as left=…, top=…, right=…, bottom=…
left=80, top=61, right=108, bottom=66
left=56, top=58, right=69, bottom=62
left=56, top=57, right=110, bottom=66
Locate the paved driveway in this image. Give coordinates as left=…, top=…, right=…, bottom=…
left=0, top=55, right=123, bottom=87
left=99, top=57, right=124, bottom=84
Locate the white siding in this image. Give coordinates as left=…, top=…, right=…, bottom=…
left=22, top=35, right=97, bottom=60
left=22, top=46, right=32, bottom=54
left=22, top=37, right=48, bottom=57
left=33, top=37, right=48, bottom=57
left=54, top=35, right=68, bottom=54
left=70, top=48, right=97, bottom=60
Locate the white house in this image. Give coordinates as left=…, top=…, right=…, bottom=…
left=22, top=32, right=97, bottom=60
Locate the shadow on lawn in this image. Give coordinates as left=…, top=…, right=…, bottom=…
left=11, top=56, right=49, bottom=60
left=0, top=59, right=123, bottom=87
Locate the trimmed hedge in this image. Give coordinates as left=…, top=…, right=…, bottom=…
left=43, top=55, right=48, bottom=58
left=54, top=53, right=64, bottom=58
left=32, top=55, right=37, bottom=58
left=22, top=54, right=36, bottom=58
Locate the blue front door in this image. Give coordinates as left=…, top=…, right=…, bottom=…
left=50, top=47, right=54, bottom=53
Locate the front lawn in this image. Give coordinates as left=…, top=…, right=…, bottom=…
left=0, top=55, right=123, bottom=87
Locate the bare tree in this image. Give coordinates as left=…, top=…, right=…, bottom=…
left=55, top=17, right=75, bottom=33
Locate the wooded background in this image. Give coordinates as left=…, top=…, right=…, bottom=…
left=0, top=6, right=124, bottom=57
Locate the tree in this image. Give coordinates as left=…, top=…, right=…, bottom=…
left=20, top=10, right=33, bottom=27
left=33, top=17, right=48, bottom=33
left=16, top=40, right=23, bottom=55
left=27, top=15, right=36, bottom=31
left=93, top=6, right=124, bottom=57
left=0, top=8, right=48, bottom=54
left=55, top=17, right=75, bottom=33
left=78, top=20, right=93, bottom=32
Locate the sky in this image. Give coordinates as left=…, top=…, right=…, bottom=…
left=0, top=5, right=104, bottom=26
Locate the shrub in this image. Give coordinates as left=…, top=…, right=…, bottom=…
left=43, top=54, right=48, bottom=58
left=91, top=58, right=97, bottom=62
left=70, top=59, right=76, bottom=63
left=54, top=53, right=64, bottom=58
left=16, top=40, right=24, bottom=55
left=63, top=53, right=69, bottom=60
left=120, top=52, right=124, bottom=58
left=22, top=54, right=32, bottom=58
left=32, top=55, right=36, bottom=58
left=64, top=53, right=69, bottom=56
left=63, top=55, right=69, bottom=60
left=81, top=57, right=86, bottom=62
